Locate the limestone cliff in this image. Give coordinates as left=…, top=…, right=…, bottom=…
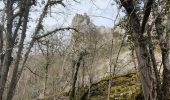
left=70, top=13, right=135, bottom=82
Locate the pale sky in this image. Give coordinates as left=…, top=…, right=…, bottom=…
left=63, top=0, right=122, bottom=27
left=0, top=0, right=124, bottom=40
left=41, top=0, right=123, bottom=28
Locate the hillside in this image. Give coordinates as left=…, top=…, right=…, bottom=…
left=39, top=73, right=141, bottom=100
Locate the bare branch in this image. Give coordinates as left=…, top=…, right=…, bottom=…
left=25, top=66, right=44, bottom=78
left=34, top=27, right=78, bottom=40
left=16, top=0, right=67, bottom=85
left=48, top=0, right=66, bottom=7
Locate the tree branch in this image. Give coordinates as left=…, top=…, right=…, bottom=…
left=141, top=0, right=154, bottom=34
left=16, top=0, right=67, bottom=84
left=25, top=66, right=44, bottom=78
left=120, top=0, right=140, bottom=33
left=34, top=27, right=78, bottom=40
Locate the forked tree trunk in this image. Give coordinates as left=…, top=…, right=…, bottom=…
left=134, top=40, right=156, bottom=100
left=6, top=1, right=30, bottom=100
left=69, top=51, right=87, bottom=100
left=120, top=0, right=157, bottom=99
left=69, top=60, right=81, bottom=100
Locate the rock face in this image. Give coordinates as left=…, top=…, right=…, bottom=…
left=71, top=13, right=98, bottom=53
left=72, top=13, right=96, bottom=34
left=70, top=13, right=135, bottom=83
left=71, top=13, right=115, bottom=54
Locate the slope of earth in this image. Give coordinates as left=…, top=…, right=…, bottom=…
left=39, top=73, right=141, bottom=100
left=81, top=73, right=141, bottom=100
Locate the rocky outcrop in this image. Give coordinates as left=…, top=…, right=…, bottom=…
left=71, top=13, right=116, bottom=52
left=70, top=13, right=135, bottom=84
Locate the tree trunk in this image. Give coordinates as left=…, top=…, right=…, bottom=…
left=0, top=25, right=3, bottom=74
left=69, top=60, right=80, bottom=100
left=119, top=0, right=157, bottom=99
left=0, top=0, right=13, bottom=99
left=43, top=63, right=49, bottom=97
left=147, top=24, right=163, bottom=100
left=157, top=12, right=170, bottom=99
left=43, top=41, right=50, bottom=97
left=16, top=0, right=56, bottom=85
left=6, top=1, right=30, bottom=100
left=69, top=51, right=87, bottom=100
left=134, top=39, right=156, bottom=100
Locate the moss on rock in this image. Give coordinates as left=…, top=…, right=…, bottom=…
left=38, top=73, right=141, bottom=100
left=81, top=73, right=141, bottom=100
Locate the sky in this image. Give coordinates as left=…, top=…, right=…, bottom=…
left=40, top=0, right=123, bottom=29
left=0, top=0, right=124, bottom=40
left=0, top=0, right=123, bottom=30
left=64, top=0, right=122, bottom=27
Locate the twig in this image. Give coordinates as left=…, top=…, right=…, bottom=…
left=25, top=66, right=44, bottom=78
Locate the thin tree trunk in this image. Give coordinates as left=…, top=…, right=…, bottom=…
left=69, top=60, right=80, bottom=100
left=87, top=76, right=92, bottom=100
left=43, top=41, right=49, bottom=97
left=107, top=39, right=113, bottom=100
left=0, top=25, right=3, bottom=74
left=43, top=63, right=49, bottom=97
left=82, top=59, right=85, bottom=87
left=16, top=2, right=51, bottom=82
left=88, top=41, right=97, bottom=99
left=0, top=0, right=14, bottom=99
left=6, top=1, right=30, bottom=100
left=131, top=47, right=137, bottom=71
left=147, top=23, right=163, bottom=100
left=0, top=13, right=5, bottom=75
left=16, top=0, right=63, bottom=84
left=69, top=51, right=87, bottom=100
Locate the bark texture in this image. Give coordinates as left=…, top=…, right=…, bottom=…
left=156, top=13, right=170, bottom=100
left=120, top=0, right=157, bottom=99
left=0, top=25, right=3, bottom=74
left=0, top=1, right=14, bottom=99
left=6, top=1, right=30, bottom=100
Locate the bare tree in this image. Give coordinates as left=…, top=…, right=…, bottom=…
left=0, top=0, right=74, bottom=99
left=69, top=50, right=88, bottom=100
left=0, top=0, right=29, bottom=99
left=6, top=1, right=31, bottom=99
